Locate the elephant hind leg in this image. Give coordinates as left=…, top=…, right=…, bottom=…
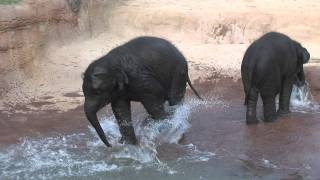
left=246, top=86, right=259, bottom=124
left=242, top=72, right=250, bottom=106
left=261, top=95, right=277, bottom=123
left=278, top=77, right=294, bottom=116
left=168, top=69, right=187, bottom=106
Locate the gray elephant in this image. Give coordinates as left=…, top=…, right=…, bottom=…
left=241, top=32, right=310, bottom=124
left=82, top=36, right=202, bottom=147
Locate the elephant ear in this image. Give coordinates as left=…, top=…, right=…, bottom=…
left=297, top=44, right=310, bottom=64
left=301, top=47, right=310, bottom=64
left=117, top=70, right=129, bottom=91
left=91, top=67, right=108, bottom=89
left=92, top=67, right=108, bottom=77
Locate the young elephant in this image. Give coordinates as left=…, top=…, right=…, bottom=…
left=241, top=32, right=310, bottom=124
left=82, top=36, right=202, bottom=147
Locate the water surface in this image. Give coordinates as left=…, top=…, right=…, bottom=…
left=0, top=80, right=320, bottom=180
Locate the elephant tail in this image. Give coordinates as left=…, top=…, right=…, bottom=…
left=187, top=76, right=203, bottom=100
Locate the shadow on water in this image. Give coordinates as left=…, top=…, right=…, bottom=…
left=0, top=77, right=320, bottom=179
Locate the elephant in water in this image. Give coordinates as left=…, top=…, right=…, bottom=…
left=241, top=32, right=310, bottom=124
left=82, top=36, right=202, bottom=147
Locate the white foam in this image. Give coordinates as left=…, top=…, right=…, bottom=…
left=290, top=82, right=320, bottom=113
left=262, top=158, right=277, bottom=169
left=0, top=134, right=119, bottom=179
left=177, top=143, right=216, bottom=163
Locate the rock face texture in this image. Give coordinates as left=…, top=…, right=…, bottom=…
left=0, top=0, right=115, bottom=99
left=0, top=0, right=76, bottom=71
left=0, top=0, right=320, bottom=111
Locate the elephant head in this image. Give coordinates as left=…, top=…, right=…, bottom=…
left=294, top=43, right=310, bottom=87
left=82, top=63, right=129, bottom=147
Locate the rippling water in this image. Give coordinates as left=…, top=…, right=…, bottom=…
left=1, top=84, right=319, bottom=179
left=0, top=98, right=220, bottom=179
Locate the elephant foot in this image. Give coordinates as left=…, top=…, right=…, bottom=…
left=263, top=115, right=277, bottom=123
left=246, top=116, right=259, bottom=125
left=178, top=134, right=187, bottom=144
left=119, top=136, right=138, bottom=145
left=277, top=109, right=290, bottom=117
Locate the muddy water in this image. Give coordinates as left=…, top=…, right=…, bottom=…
left=0, top=78, right=320, bottom=180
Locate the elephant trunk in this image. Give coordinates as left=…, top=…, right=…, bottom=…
left=84, top=98, right=111, bottom=147
left=295, top=68, right=306, bottom=87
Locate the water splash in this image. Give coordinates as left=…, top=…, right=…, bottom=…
left=0, top=98, right=219, bottom=179
left=0, top=134, right=120, bottom=179
left=290, top=82, right=320, bottom=113
left=88, top=97, right=217, bottom=163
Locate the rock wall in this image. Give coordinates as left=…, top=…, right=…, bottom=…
left=0, top=0, right=117, bottom=97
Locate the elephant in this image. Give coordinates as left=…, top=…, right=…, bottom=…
left=82, top=36, right=202, bottom=147
left=241, top=32, right=310, bottom=124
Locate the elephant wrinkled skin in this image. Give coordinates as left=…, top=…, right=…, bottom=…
left=241, top=32, right=310, bottom=124
left=82, top=36, right=202, bottom=147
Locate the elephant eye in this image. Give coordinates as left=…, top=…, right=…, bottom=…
left=93, top=73, right=105, bottom=78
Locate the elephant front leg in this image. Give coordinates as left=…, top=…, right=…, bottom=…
left=111, top=99, right=137, bottom=145
left=278, top=78, right=294, bottom=116
left=261, top=95, right=277, bottom=123
left=246, top=87, right=259, bottom=124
